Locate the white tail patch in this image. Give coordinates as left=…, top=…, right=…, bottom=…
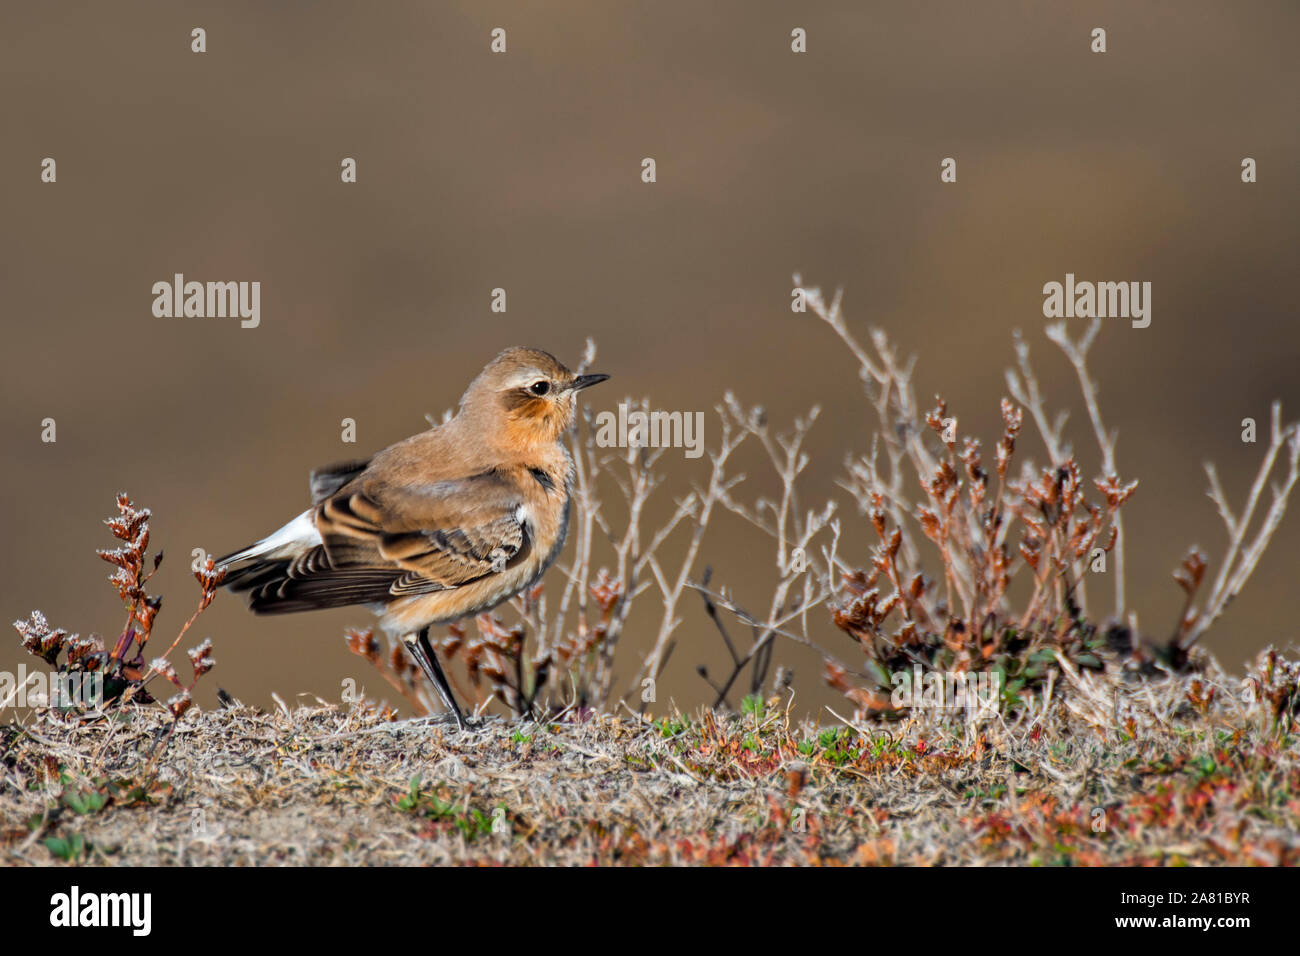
left=221, top=510, right=321, bottom=566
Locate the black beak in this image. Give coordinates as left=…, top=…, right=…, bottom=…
left=569, top=373, right=610, bottom=392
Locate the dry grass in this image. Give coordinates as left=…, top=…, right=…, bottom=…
left=2, top=642, right=1296, bottom=866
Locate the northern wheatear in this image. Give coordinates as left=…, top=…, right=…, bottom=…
left=218, top=347, right=608, bottom=728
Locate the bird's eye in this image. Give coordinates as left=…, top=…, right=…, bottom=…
left=529, top=380, right=551, bottom=396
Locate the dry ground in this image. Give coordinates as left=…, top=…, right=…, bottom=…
left=2, top=654, right=1297, bottom=866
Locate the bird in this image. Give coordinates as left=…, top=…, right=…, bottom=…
left=216, top=347, right=609, bottom=729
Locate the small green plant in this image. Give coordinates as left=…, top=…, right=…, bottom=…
left=395, top=776, right=510, bottom=843
left=818, top=728, right=847, bottom=749
left=455, top=808, right=497, bottom=841
left=61, top=784, right=108, bottom=817
left=809, top=728, right=860, bottom=766
left=654, top=716, right=687, bottom=738
left=44, top=833, right=90, bottom=863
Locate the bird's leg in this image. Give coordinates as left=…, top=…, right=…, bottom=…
left=403, top=627, right=468, bottom=730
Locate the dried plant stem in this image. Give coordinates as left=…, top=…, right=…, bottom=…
left=702, top=398, right=840, bottom=705
left=636, top=413, right=746, bottom=688
left=798, top=275, right=977, bottom=618
left=1185, top=402, right=1300, bottom=649
left=1045, top=319, right=1126, bottom=619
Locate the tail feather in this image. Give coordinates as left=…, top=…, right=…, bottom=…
left=239, top=560, right=415, bottom=614
left=220, top=508, right=439, bottom=615
left=219, top=509, right=322, bottom=594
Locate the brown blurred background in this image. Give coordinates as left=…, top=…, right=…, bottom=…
left=2, top=1, right=1297, bottom=719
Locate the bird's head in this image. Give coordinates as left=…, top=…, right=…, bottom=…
left=461, top=347, right=609, bottom=448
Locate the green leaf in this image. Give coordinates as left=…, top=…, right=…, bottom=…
left=45, top=833, right=86, bottom=861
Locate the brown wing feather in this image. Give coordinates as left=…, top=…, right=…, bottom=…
left=309, top=458, right=372, bottom=504
left=234, top=467, right=529, bottom=615
left=316, top=471, right=529, bottom=588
